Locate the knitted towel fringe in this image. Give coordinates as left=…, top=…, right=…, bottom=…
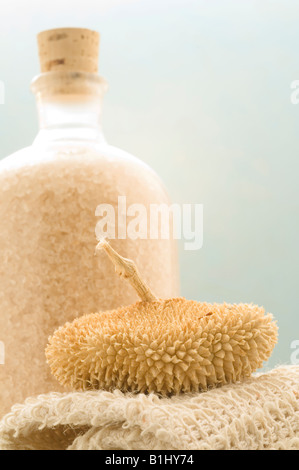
left=0, top=365, right=298, bottom=450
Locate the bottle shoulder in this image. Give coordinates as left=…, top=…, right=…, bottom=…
left=0, top=146, right=33, bottom=172
left=0, top=143, right=170, bottom=199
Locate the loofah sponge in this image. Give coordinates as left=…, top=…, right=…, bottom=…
left=46, top=240, right=278, bottom=395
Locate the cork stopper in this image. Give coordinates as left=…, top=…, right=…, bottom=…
left=37, top=28, right=100, bottom=74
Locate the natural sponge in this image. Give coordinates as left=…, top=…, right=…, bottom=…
left=46, top=240, right=278, bottom=395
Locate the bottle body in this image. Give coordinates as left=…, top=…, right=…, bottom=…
left=0, top=141, right=179, bottom=416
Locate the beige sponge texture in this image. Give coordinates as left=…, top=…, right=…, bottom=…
left=46, top=298, right=278, bottom=395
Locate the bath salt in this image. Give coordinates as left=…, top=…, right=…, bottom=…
left=0, top=28, right=179, bottom=416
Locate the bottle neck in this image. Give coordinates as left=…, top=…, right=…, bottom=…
left=31, top=72, right=108, bottom=148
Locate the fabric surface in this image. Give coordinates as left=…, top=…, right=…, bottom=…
left=0, top=365, right=298, bottom=450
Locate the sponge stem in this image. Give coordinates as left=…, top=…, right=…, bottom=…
left=96, top=239, right=158, bottom=303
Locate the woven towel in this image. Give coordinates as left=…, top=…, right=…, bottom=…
left=0, top=366, right=298, bottom=450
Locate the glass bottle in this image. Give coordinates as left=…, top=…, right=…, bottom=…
left=0, top=28, right=179, bottom=416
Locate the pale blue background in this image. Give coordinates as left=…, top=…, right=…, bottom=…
left=0, top=0, right=298, bottom=369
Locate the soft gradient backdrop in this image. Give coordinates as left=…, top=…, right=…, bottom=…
left=0, top=0, right=298, bottom=369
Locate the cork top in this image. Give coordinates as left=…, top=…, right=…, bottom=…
left=37, top=28, right=100, bottom=74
